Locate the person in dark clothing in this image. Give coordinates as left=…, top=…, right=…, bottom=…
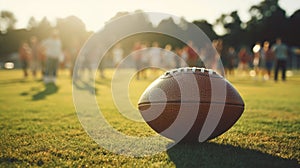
left=272, top=38, right=288, bottom=82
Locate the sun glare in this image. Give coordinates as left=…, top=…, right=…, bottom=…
left=0, top=0, right=299, bottom=31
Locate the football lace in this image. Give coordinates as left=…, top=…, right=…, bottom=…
left=164, top=67, right=216, bottom=76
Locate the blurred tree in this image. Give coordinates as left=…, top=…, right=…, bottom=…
left=103, top=10, right=154, bottom=55
left=214, top=11, right=246, bottom=48
left=27, top=16, right=38, bottom=30
left=157, top=17, right=181, bottom=34
left=157, top=17, right=183, bottom=48
left=36, top=17, right=52, bottom=39
left=249, top=0, right=280, bottom=20
left=0, top=29, right=29, bottom=56
left=0, top=10, right=17, bottom=33
left=192, top=20, right=218, bottom=41
left=224, top=11, right=242, bottom=35
left=1, top=2, right=299, bottom=62
left=287, top=10, right=300, bottom=46
left=107, top=11, right=130, bottom=23
left=246, top=0, right=288, bottom=43
left=56, top=15, right=87, bottom=49
left=215, top=14, right=230, bottom=35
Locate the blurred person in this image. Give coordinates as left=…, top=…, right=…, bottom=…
left=19, top=41, right=32, bottom=78
left=29, top=36, right=42, bottom=78
left=238, top=47, right=251, bottom=74
left=252, top=42, right=262, bottom=79
left=174, top=47, right=182, bottom=68
left=42, top=30, right=63, bottom=84
left=272, top=38, right=288, bottom=82
left=68, top=38, right=81, bottom=78
left=261, top=41, right=275, bottom=80
left=186, top=41, right=199, bottom=67
left=112, top=43, right=124, bottom=67
left=198, top=43, right=213, bottom=69
left=180, top=46, right=188, bottom=67
left=149, top=41, right=162, bottom=73
left=212, top=39, right=224, bottom=71
left=258, top=42, right=268, bottom=80
left=140, top=43, right=150, bottom=79
left=78, top=47, right=102, bottom=80
left=98, top=51, right=106, bottom=79
left=132, top=41, right=143, bottom=80
left=162, top=44, right=174, bottom=69
left=214, top=39, right=224, bottom=64
left=39, top=44, right=47, bottom=77
left=224, top=46, right=237, bottom=76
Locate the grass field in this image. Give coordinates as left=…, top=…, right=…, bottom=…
left=0, top=69, right=299, bottom=167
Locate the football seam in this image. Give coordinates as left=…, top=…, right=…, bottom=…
left=138, top=101, right=244, bottom=107
left=161, top=72, right=222, bottom=79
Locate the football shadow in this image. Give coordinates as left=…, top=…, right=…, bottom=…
left=167, top=142, right=298, bottom=168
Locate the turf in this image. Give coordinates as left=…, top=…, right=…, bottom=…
left=0, top=69, right=299, bottom=167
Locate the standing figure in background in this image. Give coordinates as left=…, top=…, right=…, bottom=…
left=139, top=43, right=150, bottom=79
left=39, top=44, right=46, bottom=78
left=149, top=41, right=162, bottom=73
left=225, top=46, right=237, bottom=76
left=162, top=44, right=174, bottom=69
left=174, top=47, right=182, bottom=68
left=68, top=38, right=81, bottom=78
left=261, top=41, right=275, bottom=80
left=180, top=46, right=188, bottom=67
left=132, top=41, right=143, bottom=80
left=42, top=30, right=63, bottom=84
left=214, top=39, right=224, bottom=71
left=19, top=41, right=32, bottom=78
left=112, top=43, right=124, bottom=68
left=186, top=41, right=199, bottom=67
left=29, top=36, right=42, bottom=78
left=252, top=42, right=261, bottom=79
left=272, top=38, right=288, bottom=82
left=238, top=47, right=251, bottom=75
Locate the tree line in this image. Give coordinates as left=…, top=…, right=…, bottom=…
left=0, top=0, right=299, bottom=59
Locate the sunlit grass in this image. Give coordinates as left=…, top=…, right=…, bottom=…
left=0, top=69, right=299, bottom=167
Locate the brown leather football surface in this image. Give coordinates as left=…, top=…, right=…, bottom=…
left=138, top=67, right=245, bottom=142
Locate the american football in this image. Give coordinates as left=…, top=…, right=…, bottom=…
left=138, top=67, right=245, bottom=142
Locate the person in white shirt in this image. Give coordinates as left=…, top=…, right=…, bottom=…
left=42, top=30, right=63, bottom=84
left=162, top=44, right=175, bottom=69
left=112, top=43, right=124, bottom=67
left=149, top=42, right=162, bottom=68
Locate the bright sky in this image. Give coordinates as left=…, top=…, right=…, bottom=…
left=0, top=0, right=299, bottom=32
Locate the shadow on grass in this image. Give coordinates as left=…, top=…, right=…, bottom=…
left=73, top=79, right=98, bottom=95
left=167, top=142, right=298, bottom=168
left=32, top=83, right=59, bottom=101
left=0, top=78, right=32, bottom=85
left=95, top=78, right=111, bottom=86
